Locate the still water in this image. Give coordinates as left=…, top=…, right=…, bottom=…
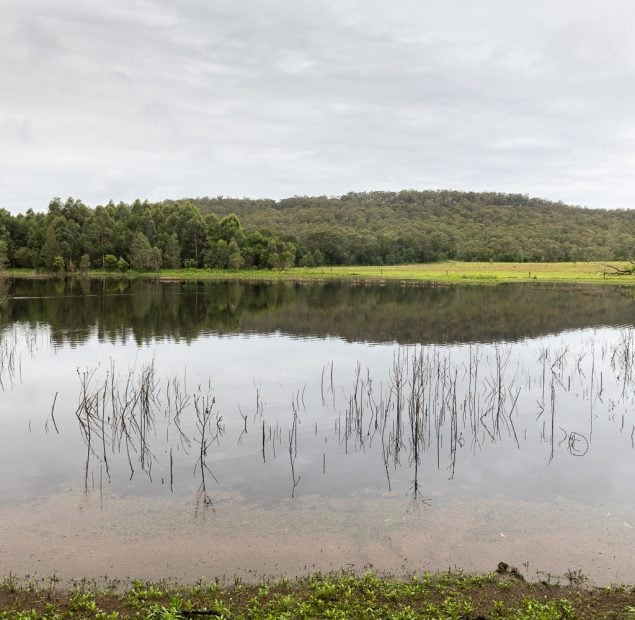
left=1, top=278, right=635, bottom=584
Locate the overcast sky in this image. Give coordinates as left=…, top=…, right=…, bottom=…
left=2, top=0, right=635, bottom=213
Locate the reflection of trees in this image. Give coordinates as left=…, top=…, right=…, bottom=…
left=0, top=279, right=8, bottom=317
left=2, top=278, right=635, bottom=346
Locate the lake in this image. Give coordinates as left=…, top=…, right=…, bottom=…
left=1, top=277, right=634, bottom=584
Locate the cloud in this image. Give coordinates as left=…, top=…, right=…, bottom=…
left=1, top=0, right=635, bottom=211
left=0, top=116, right=34, bottom=144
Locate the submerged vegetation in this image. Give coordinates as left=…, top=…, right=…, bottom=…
left=1, top=570, right=634, bottom=619
left=4, top=191, right=635, bottom=274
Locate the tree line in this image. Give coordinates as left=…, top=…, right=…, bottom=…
left=1, top=190, right=635, bottom=271
left=0, top=198, right=298, bottom=272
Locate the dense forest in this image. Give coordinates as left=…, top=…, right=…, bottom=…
left=1, top=190, right=635, bottom=271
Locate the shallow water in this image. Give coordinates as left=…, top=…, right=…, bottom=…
left=1, top=278, right=634, bottom=584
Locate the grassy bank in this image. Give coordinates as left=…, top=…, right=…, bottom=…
left=4, top=261, right=635, bottom=286
left=1, top=571, right=634, bottom=619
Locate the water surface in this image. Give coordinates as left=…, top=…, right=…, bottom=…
left=1, top=278, right=634, bottom=584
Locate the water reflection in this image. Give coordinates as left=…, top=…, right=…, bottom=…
left=1, top=278, right=635, bottom=345
left=8, top=328, right=632, bottom=513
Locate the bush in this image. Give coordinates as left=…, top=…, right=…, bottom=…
left=104, top=254, right=119, bottom=271
left=51, top=256, right=65, bottom=272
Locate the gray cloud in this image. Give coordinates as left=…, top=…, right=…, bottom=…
left=2, top=0, right=635, bottom=212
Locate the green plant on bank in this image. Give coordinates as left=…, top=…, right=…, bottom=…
left=1, top=570, right=634, bottom=619
left=68, top=591, right=97, bottom=613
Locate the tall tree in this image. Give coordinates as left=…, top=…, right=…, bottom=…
left=129, top=232, right=153, bottom=270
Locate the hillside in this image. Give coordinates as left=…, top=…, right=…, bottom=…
left=2, top=190, right=635, bottom=270
left=186, top=190, right=635, bottom=263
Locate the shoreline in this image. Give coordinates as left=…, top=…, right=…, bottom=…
left=1, top=570, right=633, bottom=618
left=3, top=260, right=635, bottom=287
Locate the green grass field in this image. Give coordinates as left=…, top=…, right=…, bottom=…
left=4, top=261, right=635, bottom=285
left=245, top=261, right=635, bottom=284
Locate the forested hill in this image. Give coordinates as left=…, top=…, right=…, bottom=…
left=188, top=190, right=635, bottom=264
left=1, top=190, right=635, bottom=271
